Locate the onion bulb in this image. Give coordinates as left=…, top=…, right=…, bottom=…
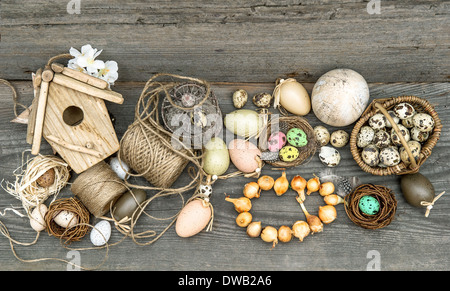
left=247, top=221, right=262, bottom=238
left=306, top=175, right=320, bottom=195
left=292, top=220, right=310, bottom=242
left=243, top=182, right=260, bottom=199
left=319, top=181, right=335, bottom=196
left=318, top=205, right=337, bottom=224
left=236, top=211, right=252, bottom=227
left=261, top=226, right=278, bottom=248
left=225, top=196, right=252, bottom=213
left=258, top=175, right=274, bottom=191
left=274, top=171, right=289, bottom=196
left=291, top=175, right=307, bottom=202
left=324, top=194, right=344, bottom=206
left=278, top=225, right=293, bottom=243
left=296, top=196, right=323, bottom=233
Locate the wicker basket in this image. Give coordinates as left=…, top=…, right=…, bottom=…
left=259, top=114, right=317, bottom=168
left=350, top=96, right=442, bottom=176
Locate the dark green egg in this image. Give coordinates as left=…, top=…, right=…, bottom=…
left=112, top=189, right=147, bottom=221
left=400, top=173, right=435, bottom=207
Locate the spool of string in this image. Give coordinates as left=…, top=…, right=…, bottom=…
left=71, top=161, right=127, bottom=218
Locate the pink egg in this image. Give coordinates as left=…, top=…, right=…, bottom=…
left=268, top=132, right=287, bottom=152
left=228, top=139, right=261, bottom=173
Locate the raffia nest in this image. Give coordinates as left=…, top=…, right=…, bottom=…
left=45, top=197, right=90, bottom=243
left=344, top=184, right=397, bottom=230
left=258, top=115, right=317, bottom=168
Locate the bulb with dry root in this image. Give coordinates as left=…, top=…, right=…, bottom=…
left=247, top=221, right=262, bottom=238
left=319, top=182, right=335, bottom=196
left=318, top=205, right=337, bottom=224
left=225, top=196, right=252, bottom=213
left=278, top=225, right=293, bottom=243
left=324, top=194, right=345, bottom=206
left=274, top=171, right=289, bottom=196
left=243, top=182, right=260, bottom=199
left=306, top=175, right=320, bottom=195
left=261, top=226, right=278, bottom=248
left=291, top=175, right=307, bottom=202
left=292, top=220, right=310, bottom=242
left=296, top=195, right=323, bottom=233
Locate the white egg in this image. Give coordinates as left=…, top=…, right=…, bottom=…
left=90, top=220, right=112, bottom=246
left=110, top=157, right=130, bottom=180
left=318, top=146, right=341, bottom=167
left=54, top=210, right=78, bottom=228
left=29, top=204, right=48, bottom=232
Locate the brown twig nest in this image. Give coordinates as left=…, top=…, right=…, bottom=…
left=344, top=184, right=397, bottom=230
left=45, top=197, right=90, bottom=242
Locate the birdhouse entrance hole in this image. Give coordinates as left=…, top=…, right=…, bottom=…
left=63, top=106, right=84, bottom=126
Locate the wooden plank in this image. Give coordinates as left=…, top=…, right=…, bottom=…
left=0, top=81, right=449, bottom=271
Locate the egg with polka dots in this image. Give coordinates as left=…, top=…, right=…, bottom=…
left=286, top=128, right=308, bottom=147
left=358, top=195, right=380, bottom=215
left=279, top=146, right=299, bottom=162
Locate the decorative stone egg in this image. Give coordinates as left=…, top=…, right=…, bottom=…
left=268, top=132, right=287, bottom=152
left=385, top=110, right=400, bottom=128
left=369, top=113, right=387, bottom=130
left=232, top=89, right=248, bottom=108
left=112, top=189, right=147, bottom=221
left=90, top=220, right=111, bottom=246
left=36, top=168, right=55, bottom=188
left=286, top=128, right=308, bottom=147
left=361, top=144, right=379, bottom=167
left=393, top=102, right=415, bottom=119
left=110, top=157, right=130, bottom=180
left=279, top=146, right=299, bottom=162
left=390, top=124, right=410, bottom=146
left=373, top=130, right=391, bottom=148
left=29, top=204, right=48, bottom=232
left=401, top=116, right=414, bottom=128
left=400, top=140, right=421, bottom=164
left=54, top=210, right=78, bottom=228
left=357, top=126, right=375, bottom=148
left=313, top=125, right=330, bottom=146
left=358, top=195, right=380, bottom=215
left=410, top=127, right=429, bottom=142
left=311, top=68, right=370, bottom=127
left=252, top=92, right=273, bottom=108
left=228, top=139, right=262, bottom=173
left=412, top=113, right=434, bottom=132
left=379, top=146, right=401, bottom=166
left=330, top=130, right=349, bottom=148
left=318, top=146, right=341, bottom=167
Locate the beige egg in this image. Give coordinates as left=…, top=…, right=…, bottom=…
left=273, top=79, right=310, bottom=116
left=175, top=199, right=212, bottom=238
left=224, top=109, right=262, bottom=138
left=54, top=210, right=78, bottom=228
left=29, top=204, right=48, bottom=232
left=228, top=139, right=262, bottom=173
left=311, top=68, right=369, bottom=127
left=203, top=137, right=230, bottom=176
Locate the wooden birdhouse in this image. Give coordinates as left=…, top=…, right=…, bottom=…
left=25, top=63, right=124, bottom=173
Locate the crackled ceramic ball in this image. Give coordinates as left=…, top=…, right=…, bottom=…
left=311, top=69, right=370, bottom=127
left=358, top=195, right=380, bottom=215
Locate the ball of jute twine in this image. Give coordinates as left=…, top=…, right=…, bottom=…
left=344, top=184, right=397, bottom=230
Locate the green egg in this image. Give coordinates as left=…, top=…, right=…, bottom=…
left=358, top=195, right=380, bottom=215
left=286, top=128, right=308, bottom=147
left=279, top=146, right=299, bottom=162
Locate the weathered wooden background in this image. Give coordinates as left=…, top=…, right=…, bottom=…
left=0, top=0, right=449, bottom=271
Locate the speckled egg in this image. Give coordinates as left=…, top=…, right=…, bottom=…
left=411, top=127, right=429, bottom=142
left=110, top=157, right=130, bottom=180
left=391, top=124, right=410, bottom=146
left=412, top=113, right=434, bottom=132
left=279, top=146, right=299, bottom=162
left=379, top=146, right=401, bottom=166
left=400, top=140, right=421, bottom=164
left=36, top=168, right=55, bottom=188
left=373, top=130, right=391, bottom=148
left=361, top=144, right=379, bottom=167
left=385, top=110, right=400, bottom=128
left=268, top=132, right=287, bottom=152
left=357, top=126, right=375, bottom=148
left=369, top=113, right=387, bottom=130
left=318, top=146, right=341, bottom=167
left=90, top=220, right=111, bottom=246
left=330, top=130, right=349, bottom=148
left=252, top=92, right=273, bottom=108
left=286, top=128, right=308, bottom=147
left=313, top=125, right=330, bottom=146
left=228, top=139, right=262, bottom=173
left=358, top=195, right=380, bottom=215
left=393, top=102, right=415, bottom=119
left=401, top=116, right=415, bottom=128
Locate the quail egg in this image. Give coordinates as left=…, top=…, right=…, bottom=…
left=369, top=113, right=387, bottom=129
left=313, top=125, right=330, bottom=146
left=252, top=92, right=273, bottom=108
left=412, top=113, right=434, bottom=132
left=410, top=127, right=429, bottom=142
left=279, top=146, right=299, bottom=162
left=393, top=102, right=415, bottom=119
left=373, top=129, right=391, bottom=148
left=379, top=146, right=401, bottom=166
left=318, top=146, right=341, bottom=167
left=361, top=144, right=379, bottom=167
left=400, top=140, right=421, bottom=164
left=385, top=110, right=400, bottom=128
left=330, top=130, right=349, bottom=148
left=357, top=126, right=375, bottom=148
left=401, top=116, right=415, bottom=128
left=390, top=124, right=410, bottom=146
left=232, top=89, right=248, bottom=109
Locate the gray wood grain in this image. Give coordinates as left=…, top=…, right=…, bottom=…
left=0, top=80, right=448, bottom=271
left=0, top=0, right=449, bottom=83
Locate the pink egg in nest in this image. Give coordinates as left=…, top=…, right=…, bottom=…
left=268, top=132, right=287, bottom=152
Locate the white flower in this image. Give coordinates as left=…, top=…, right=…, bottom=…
left=67, top=58, right=87, bottom=73
left=73, top=45, right=105, bottom=76
left=99, top=61, right=119, bottom=86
